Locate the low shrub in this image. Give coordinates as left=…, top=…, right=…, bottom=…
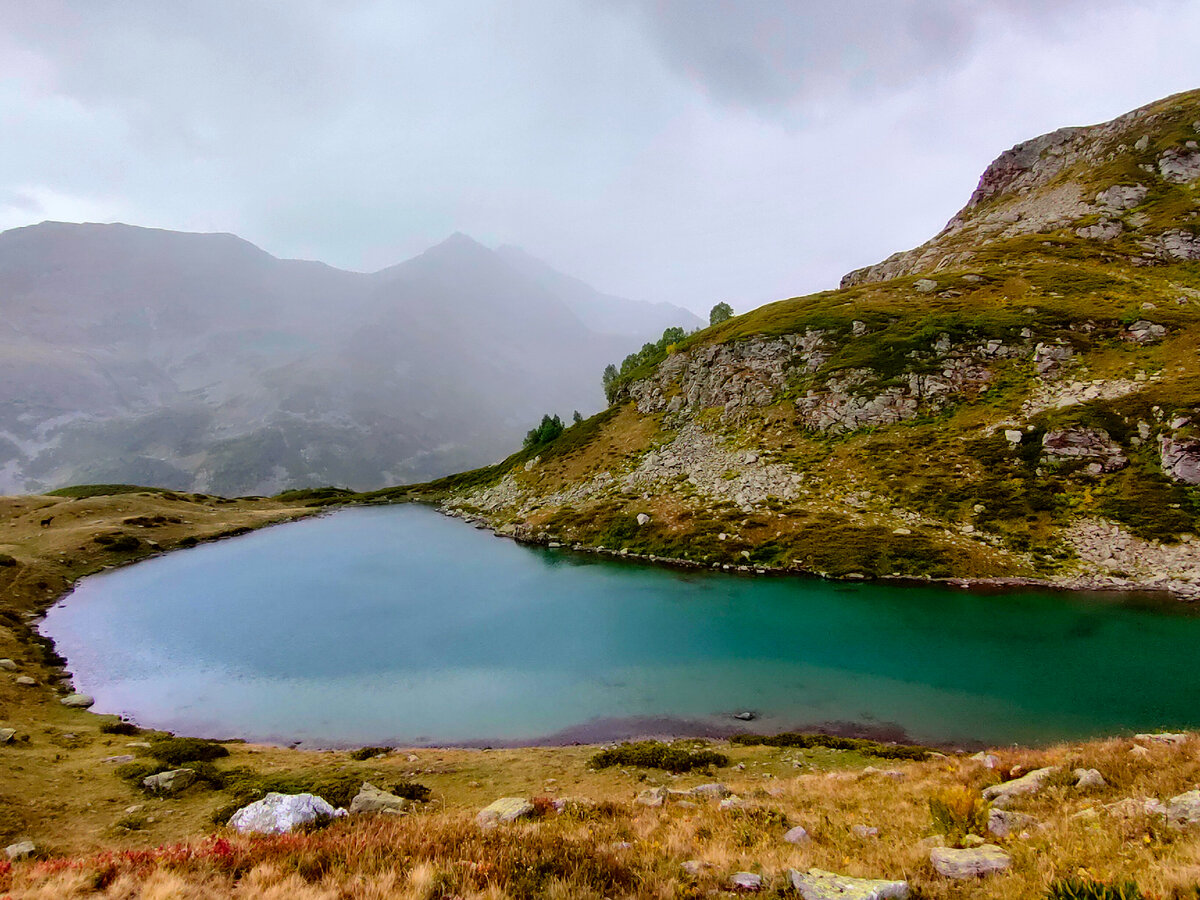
left=929, top=786, right=989, bottom=845
left=0, top=552, right=16, bottom=567
left=589, top=741, right=729, bottom=773
left=347, top=746, right=391, bottom=761
left=142, top=737, right=230, bottom=766
left=1046, top=877, right=1144, bottom=900
left=389, top=779, right=432, bottom=802
left=93, top=533, right=141, bottom=552
left=99, top=720, right=141, bottom=736
left=730, top=731, right=932, bottom=760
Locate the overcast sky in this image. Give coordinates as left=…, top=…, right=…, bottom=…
left=2, top=1, right=1200, bottom=315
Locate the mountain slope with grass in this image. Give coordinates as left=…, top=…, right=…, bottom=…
left=433, top=89, right=1200, bottom=597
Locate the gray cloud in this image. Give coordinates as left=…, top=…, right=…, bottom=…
left=1, top=0, right=1198, bottom=314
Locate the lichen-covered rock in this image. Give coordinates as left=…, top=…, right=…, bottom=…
left=349, top=782, right=409, bottom=815
left=477, top=797, right=535, bottom=824
left=788, top=867, right=910, bottom=899
left=142, top=768, right=196, bottom=795
left=929, top=845, right=1012, bottom=879
left=228, top=792, right=346, bottom=834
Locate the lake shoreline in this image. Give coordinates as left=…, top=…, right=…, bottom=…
left=437, top=503, right=1189, bottom=608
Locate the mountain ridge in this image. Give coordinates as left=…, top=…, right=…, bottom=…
left=429, top=87, right=1200, bottom=599
left=0, top=222, right=697, bottom=495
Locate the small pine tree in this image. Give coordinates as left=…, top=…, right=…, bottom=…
left=572, top=410, right=583, bottom=425
left=709, top=301, right=733, bottom=325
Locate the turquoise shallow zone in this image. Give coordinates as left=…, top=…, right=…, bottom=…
left=39, top=505, right=1200, bottom=747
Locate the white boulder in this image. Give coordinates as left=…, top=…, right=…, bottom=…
left=228, top=792, right=346, bottom=834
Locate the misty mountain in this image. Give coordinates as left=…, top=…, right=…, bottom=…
left=0, top=222, right=697, bottom=495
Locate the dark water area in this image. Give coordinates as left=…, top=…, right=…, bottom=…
left=40, top=505, right=1200, bottom=747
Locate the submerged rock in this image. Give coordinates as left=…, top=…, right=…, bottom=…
left=788, top=867, right=909, bottom=899
left=228, top=792, right=346, bottom=834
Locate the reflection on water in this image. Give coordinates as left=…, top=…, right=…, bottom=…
left=40, top=505, right=1200, bottom=747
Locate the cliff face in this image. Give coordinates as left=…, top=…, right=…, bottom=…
left=438, top=89, right=1200, bottom=598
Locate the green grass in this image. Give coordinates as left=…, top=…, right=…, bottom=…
left=589, top=741, right=729, bottom=773
left=45, top=484, right=181, bottom=499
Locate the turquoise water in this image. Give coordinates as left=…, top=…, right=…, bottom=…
left=39, top=505, right=1200, bottom=747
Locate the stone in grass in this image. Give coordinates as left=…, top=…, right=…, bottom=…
left=60, top=693, right=95, bottom=708
left=15, top=676, right=35, bottom=686
left=929, top=845, right=1012, bottom=879
left=0, top=728, right=16, bottom=744
left=783, top=825, right=811, bottom=844
left=636, top=787, right=667, bottom=807
left=5, top=841, right=35, bottom=861
left=0, top=658, right=17, bottom=671
left=349, top=782, right=409, bottom=815
left=691, top=782, right=731, bottom=798
left=730, top=872, right=763, bottom=892
left=681, top=860, right=711, bottom=877
left=229, top=792, right=346, bottom=834
left=987, top=808, right=1035, bottom=838
left=1075, top=768, right=1107, bottom=790
left=789, top=868, right=910, bottom=899
left=852, top=824, right=881, bottom=839
left=982, top=766, right=1058, bottom=807
left=142, top=768, right=196, bottom=796
left=476, top=797, right=535, bottom=825
left=1167, top=790, right=1200, bottom=828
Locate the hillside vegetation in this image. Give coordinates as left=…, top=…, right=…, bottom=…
left=430, top=89, right=1200, bottom=598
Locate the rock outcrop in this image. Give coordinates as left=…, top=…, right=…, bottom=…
left=227, top=792, right=346, bottom=834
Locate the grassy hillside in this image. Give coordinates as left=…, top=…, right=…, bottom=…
left=427, top=91, right=1200, bottom=595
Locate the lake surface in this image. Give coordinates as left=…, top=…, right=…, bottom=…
left=40, top=505, right=1200, bottom=747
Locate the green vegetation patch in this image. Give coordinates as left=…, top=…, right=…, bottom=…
left=1046, top=877, right=1144, bottom=900
left=730, top=732, right=932, bottom=760
left=589, top=741, right=729, bottom=773
left=139, top=736, right=230, bottom=767
left=45, top=483, right=181, bottom=499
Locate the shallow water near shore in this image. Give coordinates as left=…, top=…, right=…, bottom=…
left=40, top=504, right=1200, bottom=747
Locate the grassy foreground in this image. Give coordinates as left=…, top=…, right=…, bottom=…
left=3, top=491, right=1200, bottom=898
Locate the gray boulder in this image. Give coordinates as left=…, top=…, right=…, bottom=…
left=60, top=693, right=95, bottom=708
left=228, top=792, right=346, bottom=834
left=930, top=845, right=1012, bottom=879
left=5, top=840, right=35, bottom=861
left=730, top=872, right=763, bottom=892
left=691, top=782, right=731, bottom=799
left=0, top=728, right=16, bottom=744
left=142, top=768, right=196, bottom=795
left=852, top=824, right=881, bottom=839
left=1075, top=768, right=1106, bottom=790
left=982, top=766, right=1058, bottom=807
left=1161, top=437, right=1200, bottom=485
left=0, top=658, right=17, bottom=670
left=915, top=279, right=938, bottom=293
left=1167, top=790, right=1200, bottom=828
left=635, top=787, right=667, bottom=807
left=783, top=825, right=811, bottom=844
left=477, top=797, right=535, bottom=825
left=349, top=781, right=409, bottom=815
left=987, top=808, right=1034, bottom=838
left=789, top=868, right=909, bottom=899
left=15, top=676, right=35, bottom=686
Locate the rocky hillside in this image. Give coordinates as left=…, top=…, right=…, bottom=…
left=0, top=225, right=696, bottom=495
left=436, top=89, right=1200, bottom=598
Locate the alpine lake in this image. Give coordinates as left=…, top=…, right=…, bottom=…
left=39, top=504, right=1200, bottom=748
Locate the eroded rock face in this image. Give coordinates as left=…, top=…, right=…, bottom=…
left=1041, top=429, right=1127, bottom=473
left=1159, top=148, right=1200, bottom=183
left=1096, top=183, right=1148, bottom=211
left=1156, top=230, right=1200, bottom=261
left=1161, top=434, right=1200, bottom=484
